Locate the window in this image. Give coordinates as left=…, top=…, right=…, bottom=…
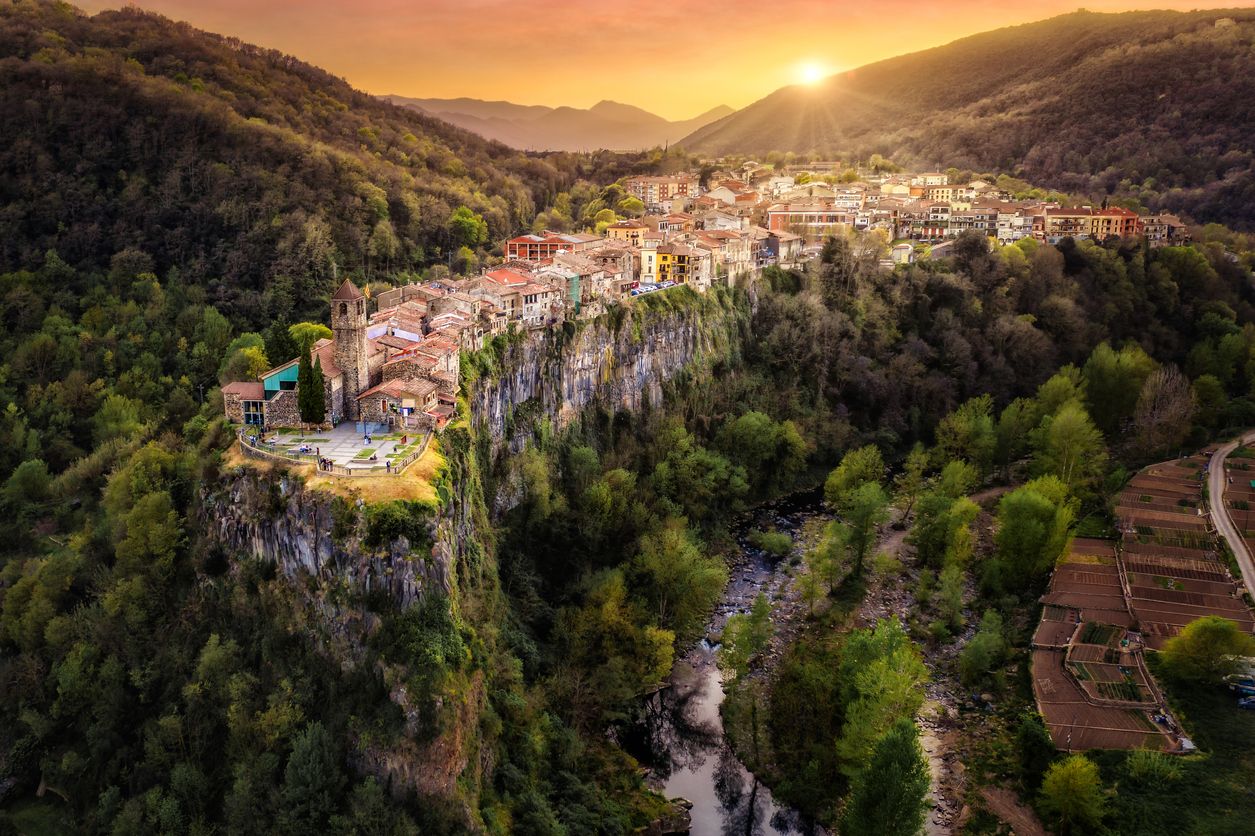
left=339, top=302, right=348, bottom=316
left=243, top=401, right=264, bottom=425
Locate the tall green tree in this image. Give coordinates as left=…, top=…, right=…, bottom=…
left=988, top=476, right=1074, bottom=594
left=296, top=343, right=324, bottom=426
left=934, top=395, right=997, bottom=473
left=1031, top=401, right=1107, bottom=494
left=720, top=593, right=773, bottom=679
left=1082, top=342, right=1157, bottom=436
left=1160, top=615, right=1255, bottom=682
left=841, top=718, right=930, bottom=836
left=824, top=444, right=884, bottom=509
left=1039, top=754, right=1106, bottom=835
left=844, top=482, right=890, bottom=576
left=280, top=722, right=343, bottom=834
left=836, top=620, right=928, bottom=772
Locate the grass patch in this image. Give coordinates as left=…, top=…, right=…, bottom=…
left=1090, top=655, right=1255, bottom=835
left=353, top=448, right=376, bottom=460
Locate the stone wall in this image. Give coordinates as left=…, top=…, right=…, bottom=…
left=263, top=389, right=301, bottom=428
left=223, top=390, right=245, bottom=423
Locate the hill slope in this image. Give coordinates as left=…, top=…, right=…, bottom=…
left=0, top=3, right=600, bottom=326
left=387, top=95, right=732, bottom=152
left=681, top=9, right=1255, bottom=228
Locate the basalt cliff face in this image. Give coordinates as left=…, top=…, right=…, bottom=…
left=468, top=288, right=750, bottom=458
left=200, top=469, right=450, bottom=607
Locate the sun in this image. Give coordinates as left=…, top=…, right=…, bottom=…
left=798, top=62, right=826, bottom=86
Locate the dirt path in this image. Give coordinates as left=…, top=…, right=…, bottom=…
left=979, top=787, right=1047, bottom=836
left=849, top=522, right=973, bottom=835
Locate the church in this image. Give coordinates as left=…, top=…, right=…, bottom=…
left=223, top=279, right=459, bottom=430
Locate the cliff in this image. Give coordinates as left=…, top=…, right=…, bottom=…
left=466, top=285, right=750, bottom=460
left=194, top=285, right=752, bottom=824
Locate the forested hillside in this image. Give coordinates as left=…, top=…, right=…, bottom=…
left=0, top=2, right=649, bottom=326
left=5, top=1, right=1255, bottom=834
left=681, top=9, right=1255, bottom=229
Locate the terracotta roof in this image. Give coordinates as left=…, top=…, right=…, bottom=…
left=263, top=338, right=342, bottom=381
left=483, top=267, right=531, bottom=287
left=222, top=381, right=264, bottom=399
left=331, top=279, right=363, bottom=301
left=356, top=377, right=439, bottom=401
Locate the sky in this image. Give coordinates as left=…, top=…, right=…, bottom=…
left=78, top=1, right=1244, bottom=119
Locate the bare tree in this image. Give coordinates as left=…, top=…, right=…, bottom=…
left=1131, top=366, right=1195, bottom=457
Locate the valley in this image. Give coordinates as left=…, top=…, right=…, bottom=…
left=4, top=3, right=1255, bottom=835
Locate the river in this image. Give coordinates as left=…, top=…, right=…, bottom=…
left=625, top=491, right=826, bottom=835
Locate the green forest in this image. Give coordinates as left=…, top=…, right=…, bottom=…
left=3, top=2, right=1255, bottom=835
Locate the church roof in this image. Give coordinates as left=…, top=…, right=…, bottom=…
left=331, top=279, right=364, bottom=301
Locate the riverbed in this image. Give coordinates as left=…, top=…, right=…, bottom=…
left=628, top=492, right=826, bottom=835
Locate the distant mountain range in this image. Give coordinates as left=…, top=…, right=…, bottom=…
left=385, top=95, right=732, bottom=152
left=679, top=9, right=1255, bottom=229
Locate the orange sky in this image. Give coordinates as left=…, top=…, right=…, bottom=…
left=78, top=1, right=1249, bottom=119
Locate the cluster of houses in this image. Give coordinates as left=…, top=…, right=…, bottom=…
left=622, top=168, right=1191, bottom=253
left=223, top=165, right=1194, bottom=433
left=223, top=279, right=463, bottom=432
left=758, top=173, right=1190, bottom=249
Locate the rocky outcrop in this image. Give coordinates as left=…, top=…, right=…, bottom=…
left=200, top=468, right=446, bottom=608
left=469, top=290, right=748, bottom=460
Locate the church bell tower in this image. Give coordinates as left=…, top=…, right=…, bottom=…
left=331, top=279, right=369, bottom=420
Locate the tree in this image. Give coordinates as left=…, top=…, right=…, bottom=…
left=447, top=206, right=489, bottom=250
left=1082, top=342, right=1157, bottom=436
left=893, top=443, right=929, bottom=522
left=1016, top=712, right=1058, bottom=791
left=958, top=610, right=1007, bottom=686
left=297, top=344, right=325, bottom=426
left=289, top=322, right=332, bottom=353
left=1039, top=755, right=1106, bottom=835
left=633, top=520, right=727, bottom=639
left=995, top=397, right=1038, bottom=476
left=844, top=482, right=890, bottom=576
left=717, top=411, right=806, bottom=494
left=1131, top=366, right=1195, bottom=458
left=936, top=459, right=978, bottom=499
left=281, top=722, right=343, bottom=833
left=841, top=718, right=929, bottom=836
left=1035, top=366, right=1086, bottom=419
left=1160, top=615, right=1255, bottom=682
left=1031, top=401, right=1107, bottom=495
left=309, top=356, right=327, bottom=425
left=807, top=521, right=849, bottom=594
left=934, top=395, right=997, bottom=473
left=936, top=564, right=966, bottom=631
left=825, top=444, right=884, bottom=509
left=989, top=477, right=1074, bottom=594
left=719, top=594, right=773, bottom=679
left=836, top=620, right=928, bottom=772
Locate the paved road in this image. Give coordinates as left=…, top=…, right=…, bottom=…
left=1207, top=434, right=1255, bottom=601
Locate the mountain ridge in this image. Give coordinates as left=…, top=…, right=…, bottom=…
left=385, top=94, right=732, bottom=151
left=680, top=8, right=1255, bottom=228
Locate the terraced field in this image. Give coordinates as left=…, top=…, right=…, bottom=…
left=1119, top=455, right=1254, bottom=649
left=1031, top=451, right=1255, bottom=753
left=1031, top=538, right=1177, bottom=752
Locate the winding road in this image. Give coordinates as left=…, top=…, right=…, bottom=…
left=1206, top=434, right=1255, bottom=601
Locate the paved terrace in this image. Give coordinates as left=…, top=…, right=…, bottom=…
left=244, top=422, right=430, bottom=474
